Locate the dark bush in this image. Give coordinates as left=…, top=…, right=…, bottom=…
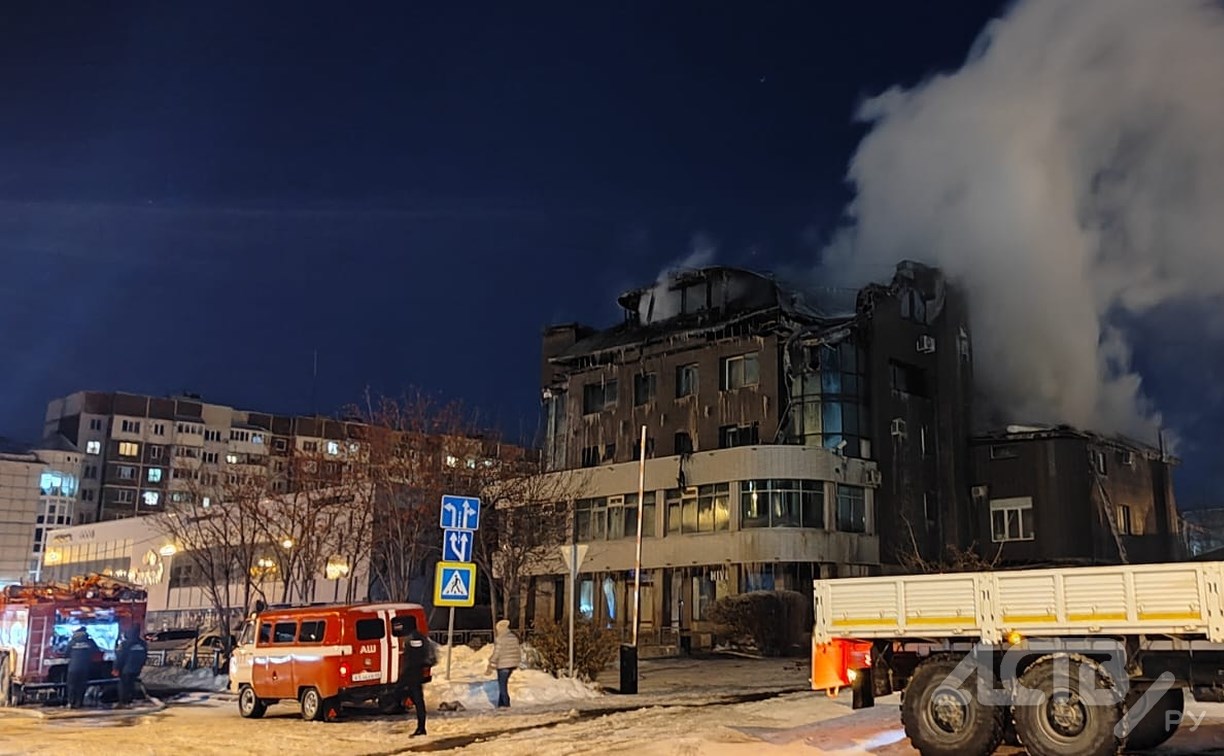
left=708, top=589, right=809, bottom=657
left=528, top=617, right=620, bottom=681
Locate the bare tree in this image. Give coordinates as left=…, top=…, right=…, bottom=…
left=897, top=514, right=1003, bottom=573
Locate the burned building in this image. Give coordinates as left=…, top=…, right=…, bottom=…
left=970, top=426, right=1182, bottom=566
left=522, top=262, right=974, bottom=649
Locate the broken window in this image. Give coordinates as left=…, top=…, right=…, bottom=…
left=676, top=364, right=698, bottom=398
left=631, top=437, right=655, bottom=461
left=673, top=432, right=693, bottom=455
left=990, top=445, right=1018, bottom=460
left=721, top=353, right=760, bottom=391
left=990, top=497, right=1034, bottom=542
left=889, top=360, right=928, bottom=397
left=582, top=380, right=618, bottom=414
left=900, top=289, right=926, bottom=323
left=581, top=446, right=600, bottom=468
left=1092, top=449, right=1108, bottom=476
left=665, top=484, right=730, bottom=534
left=740, top=480, right=824, bottom=529
left=633, top=373, right=657, bottom=406
left=718, top=423, right=759, bottom=449
left=1116, top=505, right=1133, bottom=535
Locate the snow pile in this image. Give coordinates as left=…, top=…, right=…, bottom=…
left=425, top=644, right=601, bottom=711
left=140, top=665, right=230, bottom=693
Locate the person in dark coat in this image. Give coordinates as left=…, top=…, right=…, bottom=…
left=396, top=615, right=430, bottom=737
left=113, top=624, right=148, bottom=707
left=65, top=627, right=99, bottom=708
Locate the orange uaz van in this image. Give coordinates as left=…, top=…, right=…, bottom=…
left=229, top=602, right=430, bottom=721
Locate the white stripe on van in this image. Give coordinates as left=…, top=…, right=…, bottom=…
left=378, top=609, right=390, bottom=685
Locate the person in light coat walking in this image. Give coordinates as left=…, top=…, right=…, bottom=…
left=485, top=619, right=521, bottom=708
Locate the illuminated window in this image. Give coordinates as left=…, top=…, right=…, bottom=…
left=118, top=442, right=139, bottom=457
left=143, top=491, right=160, bottom=507
left=226, top=453, right=239, bottom=464
left=252, top=434, right=264, bottom=445
left=117, top=466, right=136, bottom=480
left=326, top=441, right=340, bottom=455
left=445, top=455, right=459, bottom=468
left=147, top=468, right=163, bottom=483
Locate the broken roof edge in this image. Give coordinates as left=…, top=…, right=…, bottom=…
left=972, top=423, right=1175, bottom=462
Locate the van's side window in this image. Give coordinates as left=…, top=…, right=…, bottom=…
left=298, top=620, right=326, bottom=643
left=273, top=621, right=297, bottom=643
left=258, top=622, right=272, bottom=644
left=355, top=618, right=385, bottom=640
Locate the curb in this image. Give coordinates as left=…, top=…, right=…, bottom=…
left=0, top=696, right=167, bottom=720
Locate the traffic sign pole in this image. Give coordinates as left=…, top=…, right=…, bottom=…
left=438, top=495, right=481, bottom=681
left=446, top=607, right=455, bottom=680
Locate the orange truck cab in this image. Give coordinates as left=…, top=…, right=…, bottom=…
left=229, top=602, right=430, bottom=721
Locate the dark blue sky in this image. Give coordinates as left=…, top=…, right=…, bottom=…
left=3, top=2, right=1212, bottom=502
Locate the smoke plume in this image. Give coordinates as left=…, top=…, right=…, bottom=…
left=823, top=0, right=1224, bottom=443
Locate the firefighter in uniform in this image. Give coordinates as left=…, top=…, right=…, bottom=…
left=396, top=615, right=431, bottom=737
left=65, top=627, right=99, bottom=708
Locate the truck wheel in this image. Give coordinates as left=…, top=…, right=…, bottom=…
left=1123, top=684, right=1183, bottom=752
left=1013, top=655, right=1121, bottom=756
left=238, top=686, right=267, bottom=719
left=901, top=655, right=1003, bottom=756
left=300, top=687, right=323, bottom=721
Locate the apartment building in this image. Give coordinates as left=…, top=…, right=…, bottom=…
left=43, top=391, right=369, bottom=523
left=0, top=436, right=82, bottom=585
left=971, top=425, right=1182, bottom=565
left=521, top=262, right=975, bottom=648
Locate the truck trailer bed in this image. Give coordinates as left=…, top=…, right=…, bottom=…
left=813, top=561, right=1224, bottom=645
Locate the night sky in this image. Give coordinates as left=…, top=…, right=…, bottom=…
left=2, top=2, right=1212, bottom=502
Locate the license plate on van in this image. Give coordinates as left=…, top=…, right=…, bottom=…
left=350, top=671, right=381, bottom=682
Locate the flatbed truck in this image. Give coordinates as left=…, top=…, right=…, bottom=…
left=811, top=561, right=1224, bottom=755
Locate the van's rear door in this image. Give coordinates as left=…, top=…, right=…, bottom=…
left=348, top=613, right=388, bottom=685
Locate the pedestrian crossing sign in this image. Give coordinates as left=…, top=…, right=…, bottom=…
left=434, top=561, right=477, bottom=607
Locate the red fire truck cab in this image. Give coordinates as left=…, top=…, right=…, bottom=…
left=230, top=602, right=430, bottom=722
left=0, top=577, right=148, bottom=705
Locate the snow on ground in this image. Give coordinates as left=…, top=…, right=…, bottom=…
left=139, top=665, right=230, bottom=693
left=426, top=644, right=602, bottom=711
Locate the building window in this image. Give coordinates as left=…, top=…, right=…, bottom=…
left=990, top=445, right=1018, bottom=460
left=889, top=360, right=928, bottom=397
left=582, top=380, right=618, bottom=414
left=152, top=423, right=166, bottom=436
left=665, top=484, right=731, bottom=534
left=118, top=442, right=139, bottom=457
left=202, top=451, right=219, bottom=464
left=692, top=572, right=717, bottom=621
left=718, top=423, right=759, bottom=449
left=120, top=420, right=141, bottom=434
left=1116, top=505, right=1133, bottom=535
left=302, top=441, right=319, bottom=453
left=1092, top=450, right=1108, bottom=476
left=147, top=468, right=163, bottom=483
left=274, top=438, right=288, bottom=451
left=326, top=440, right=340, bottom=455
left=252, top=434, right=264, bottom=445
left=86, top=441, right=101, bottom=455
left=721, top=353, right=760, bottom=391
left=741, top=480, right=824, bottom=528
left=149, top=445, right=162, bottom=460
left=81, top=489, right=94, bottom=502
left=787, top=341, right=868, bottom=458
left=633, top=373, right=657, bottom=406
left=142, top=491, right=160, bottom=507
left=226, top=453, right=239, bottom=464
left=204, top=429, right=222, bottom=442
left=630, top=437, right=656, bottom=461
left=83, top=465, right=98, bottom=480
left=990, top=497, right=1035, bottom=542
left=674, top=432, right=693, bottom=455
left=89, top=418, right=103, bottom=431
left=580, top=447, right=599, bottom=468
left=115, top=489, right=135, bottom=504
left=117, top=466, right=136, bottom=480
left=175, top=446, right=199, bottom=459
left=835, top=485, right=867, bottom=533
left=676, top=364, right=698, bottom=398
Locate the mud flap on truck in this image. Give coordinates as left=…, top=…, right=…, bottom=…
left=812, top=638, right=875, bottom=706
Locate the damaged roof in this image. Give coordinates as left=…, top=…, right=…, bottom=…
left=551, top=265, right=858, bottom=364
left=973, top=424, right=1173, bottom=462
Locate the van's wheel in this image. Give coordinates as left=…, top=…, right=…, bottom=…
left=1013, top=655, right=1121, bottom=756
left=300, top=687, right=324, bottom=721
left=1123, top=684, right=1184, bottom=752
left=238, top=685, right=267, bottom=719
left=900, top=654, right=1003, bottom=756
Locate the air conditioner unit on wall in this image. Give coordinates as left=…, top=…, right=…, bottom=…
left=971, top=485, right=989, bottom=500
left=865, top=469, right=882, bottom=486
left=916, top=335, right=936, bottom=354
left=891, top=418, right=907, bottom=437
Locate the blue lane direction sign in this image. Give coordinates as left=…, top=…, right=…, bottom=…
left=442, top=528, right=473, bottom=562
left=434, top=561, right=477, bottom=607
left=440, top=495, right=481, bottom=531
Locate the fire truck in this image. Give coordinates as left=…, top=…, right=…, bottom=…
left=0, top=575, right=148, bottom=706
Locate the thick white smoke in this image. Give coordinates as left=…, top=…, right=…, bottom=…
left=823, top=0, right=1224, bottom=443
